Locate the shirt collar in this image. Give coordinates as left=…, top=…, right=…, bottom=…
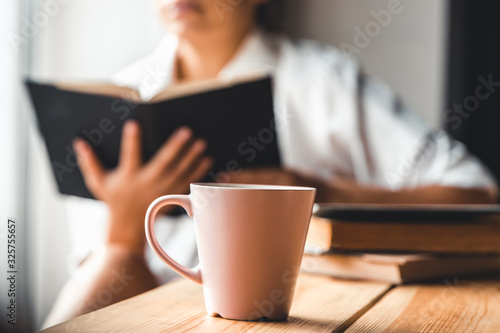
left=217, top=28, right=280, bottom=81
left=138, top=33, right=178, bottom=101
left=133, top=29, right=279, bottom=100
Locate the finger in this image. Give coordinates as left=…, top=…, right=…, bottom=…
left=73, top=139, right=105, bottom=196
left=170, top=139, right=207, bottom=179
left=162, top=157, right=213, bottom=193
left=217, top=170, right=253, bottom=183
left=145, top=127, right=192, bottom=175
left=119, top=121, right=142, bottom=172
left=185, top=157, right=213, bottom=184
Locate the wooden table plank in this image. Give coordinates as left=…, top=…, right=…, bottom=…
left=346, top=276, right=500, bottom=333
left=41, top=274, right=391, bottom=333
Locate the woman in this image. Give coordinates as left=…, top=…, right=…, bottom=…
left=43, top=0, right=496, bottom=327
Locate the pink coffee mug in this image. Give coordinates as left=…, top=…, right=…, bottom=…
left=145, top=183, right=316, bottom=321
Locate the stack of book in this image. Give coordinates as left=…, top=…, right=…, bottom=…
left=301, top=203, right=500, bottom=284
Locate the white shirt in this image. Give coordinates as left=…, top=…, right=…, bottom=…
left=114, top=29, right=495, bottom=189
left=67, top=29, right=496, bottom=283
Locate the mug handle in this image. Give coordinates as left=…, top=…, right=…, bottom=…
left=145, top=195, right=202, bottom=284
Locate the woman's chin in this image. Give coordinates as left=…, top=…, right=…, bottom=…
left=167, top=21, right=210, bottom=39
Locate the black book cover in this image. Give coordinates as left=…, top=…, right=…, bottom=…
left=26, top=77, right=281, bottom=199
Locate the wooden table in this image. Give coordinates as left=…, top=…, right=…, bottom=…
left=42, top=273, right=500, bottom=332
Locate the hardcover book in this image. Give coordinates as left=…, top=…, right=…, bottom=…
left=301, top=252, right=500, bottom=284
left=26, top=76, right=280, bottom=199
left=307, top=204, right=500, bottom=254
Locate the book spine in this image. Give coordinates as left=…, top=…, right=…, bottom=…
left=330, top=221, right=500, bottom=253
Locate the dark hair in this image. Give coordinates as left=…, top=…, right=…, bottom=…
left=256, top=0, right=284, bottom=32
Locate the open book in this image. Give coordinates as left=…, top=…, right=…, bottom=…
left=26, top=76, right=280, bottom=199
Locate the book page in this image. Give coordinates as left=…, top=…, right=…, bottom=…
left=51, top=73, right=268, bottom=104
left=54, top=81, right=142, bottom=102
left=147, top=73, right=268, bottom=104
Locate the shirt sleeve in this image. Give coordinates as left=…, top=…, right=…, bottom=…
left=356, top=71, right=497, bottom=190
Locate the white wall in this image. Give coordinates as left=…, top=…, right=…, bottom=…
left=27, top=0, right=165, bottom=329
left=31, top=0, right=447, bottom=125
left=284, top=0, right=447, bottom=128
left=30, top=0, right=164, bottom=79
left=1, top=1, right=31, bottom=332
left=27, top=0, right=448, bottom=328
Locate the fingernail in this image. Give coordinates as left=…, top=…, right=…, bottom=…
left=204, top=156, right=213, bottom=166
left=124, top=121, right=137, bottom=136
left=74, top=139, right=89, bottom=155
left=194, top=140, right=206, bottom=151
left=176, top=127, right=191, bottom=139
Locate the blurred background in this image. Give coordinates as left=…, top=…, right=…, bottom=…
left=1, top=0, right=499, bottom=331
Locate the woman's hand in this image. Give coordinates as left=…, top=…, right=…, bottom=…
left=73, top=121, right=212, bottom=254
left=218, top=167, right=340, bottom=203
left=219, top=168, right=496, bottom=205
left=217, top=167, right=307, bottom=187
